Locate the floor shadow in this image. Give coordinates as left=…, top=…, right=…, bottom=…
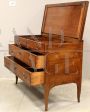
left=14, top=81, right=77, bottom=111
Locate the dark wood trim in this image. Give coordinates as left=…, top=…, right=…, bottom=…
left=16, top=76, right=18, bottom=84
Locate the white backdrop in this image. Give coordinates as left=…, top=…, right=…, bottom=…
left=0, top=0, right=90, bottom=79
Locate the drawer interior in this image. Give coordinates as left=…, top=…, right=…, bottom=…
left=16, top=35, right=80, bottom=43
left=6, top=56, right=44, bottom=72
left=11, top=44, right=44, bottom=56
left=20, top=46, right=44, bottom=56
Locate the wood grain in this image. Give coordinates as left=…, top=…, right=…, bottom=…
left=4, top=1, right=89, bottom=111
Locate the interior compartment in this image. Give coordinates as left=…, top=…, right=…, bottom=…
left=7, top=56, right=44, bottom=72
left=14, top=44, right=44, bottom=55
left=16, top=34, right=80, bottom=43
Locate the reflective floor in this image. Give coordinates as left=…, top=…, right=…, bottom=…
left=0, top=77, right=90, bottom=112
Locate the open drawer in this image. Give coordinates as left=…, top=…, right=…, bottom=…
left=9, top=44, right=45, bottom=69
left=14, top=35, right=47, bottom=53
left=14, top=35, right=83, bottom=53
left=4, top=56, right=44, bottom=86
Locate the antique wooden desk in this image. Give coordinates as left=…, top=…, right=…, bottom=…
left=4, top=1, right=89, bottom=111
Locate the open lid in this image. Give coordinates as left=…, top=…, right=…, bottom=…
left=41, top=1, right=89, bottom=40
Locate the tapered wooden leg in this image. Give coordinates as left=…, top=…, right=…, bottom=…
left=77, top=82, right=81, bottom=103
left=16, top=76, right=18, bottom=84
left=44, top=87, right=50, bottom=111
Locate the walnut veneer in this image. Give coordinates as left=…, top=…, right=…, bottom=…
left=4, top=1, right=89, bottom=111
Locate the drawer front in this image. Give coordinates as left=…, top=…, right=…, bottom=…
left=15, top=36, right=27, bottom=47
left=4, top=56, right=44, bottom=86
left=4, top=56, right=16, bottom=73
left=27, top=39, right=45, bottom=52
left=14, top=36, right=83, bottom=53
left=9, top=44, right=45, bottom=69
left=15, top=64, right=31, bottom=86
left=9, top=44, right=24, bottom=61
left=30, top=72, right=44, bottom=86
left=14, top=36, right=45, bottom=53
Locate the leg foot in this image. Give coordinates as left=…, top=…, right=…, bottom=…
left=16, top=76, right=18, bottom=84
left=44, top=87, right=50, bottom=111
left=77, top=82, right=81, bottom=103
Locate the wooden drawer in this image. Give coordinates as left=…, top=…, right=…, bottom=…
left=4, top=56, right=44, bottom=86
left=15, top=36, right=27, bottom=47
left=4, top=56, right=16, bottom=73
left=14, top=36, right=83, bottom=53
left=27, top=39, right=45, bottom=52
left=9, top=44, right=45, bottom=69
left=14, top=35, right=46, bottom=53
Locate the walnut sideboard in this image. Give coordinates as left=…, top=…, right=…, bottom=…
left=4, top=1, right=89, bottom=111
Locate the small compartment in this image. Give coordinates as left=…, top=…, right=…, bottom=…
left=4, top=56, right=44, bottom=86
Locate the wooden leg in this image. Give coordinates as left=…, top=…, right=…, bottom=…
left=77, top=82, right=81, bottom=103
left=44, top=86, right=50, bottom=111
left=16, top=76, right=18, bottom=84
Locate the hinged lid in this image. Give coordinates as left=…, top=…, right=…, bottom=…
left=41, top=1, right=89, bottom=40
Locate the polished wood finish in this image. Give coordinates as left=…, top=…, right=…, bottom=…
left=4, top=56, right=44, bottom=86
left=42, top=1, right=88, bottom=40
left=9, top=44, right=45, bottom=69
left=4, top=1, right=89, bottom=111
left=15, top=35, right=83, bottom=53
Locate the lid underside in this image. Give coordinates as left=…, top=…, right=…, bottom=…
left=41, top=1, right=89, bottom=40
